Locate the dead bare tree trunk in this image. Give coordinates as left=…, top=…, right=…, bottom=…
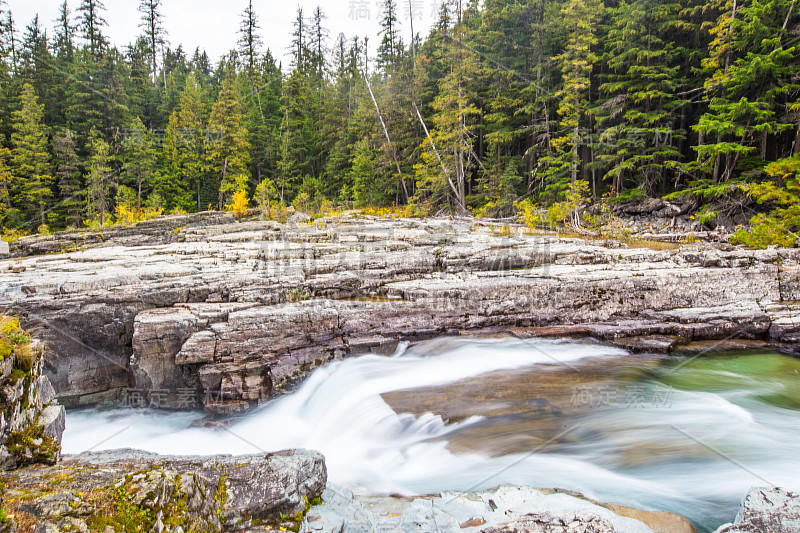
left=218, top=158, right=228, bottom=210
left=364, top=74, right=410, bottom=203
left=412, top=100, right=460, bottom=201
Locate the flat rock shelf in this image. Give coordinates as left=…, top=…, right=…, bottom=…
left=1, top=213, right=799, bottom=413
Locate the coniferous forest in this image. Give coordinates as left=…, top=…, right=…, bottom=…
left=0, top=0, right=799, bottom=245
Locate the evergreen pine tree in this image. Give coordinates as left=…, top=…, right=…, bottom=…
left=414, top=20, right=480, bottom=213
left=309, top=6, right=329, bottom=82
left=85, top=127, right=113, bottom=225
left=538, top=0, right=603, bottom=198
left=19, top=15, right=49, bottom=87
left=205, top=72, right=250, bottom=209
left=0, top=6, right=19, bottom=143
left=10, top=83, right=52, bottom=231
left=77, top=0, right=107, bottom=59
left=50, top=1, right=76, bottom=131
left=138, top=0, right=167, bottom=87
left=693, top=0, right=799, bottom=185
left=594, top=0, right=684, bottom=196
left=52, top=129, right=84, bottom=228
left=290, top=7, right=305, bottom=69
left=377, top=0, right=401, bottom=71
left=164, top=72, right=205, bottom=210
left=351, top=135, right=393, bottom=206
left=278, top=66, right=316, bottom=202
left=54, top=1, right=75, bottom=61
left=1, top=7, right=19, bottom=75
left=238, top=0, right=262, bottom=83
left=121, top=116, right=158, bottom=210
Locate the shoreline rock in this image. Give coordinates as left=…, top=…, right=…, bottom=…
left=2, top=443, right=798, bottom=533
left=713, top=487, right=800, bottom=533
left=301, top=483, right=696, bottom=533
left=1, top=448, right=699, bottom=533
left=0, top=448, right=327, bottom=532
left=4, top=445, right=798, bottom=532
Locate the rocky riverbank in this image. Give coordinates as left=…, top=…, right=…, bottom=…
left=302, top=484, right=799, bottom=533
left=303, top=483, right=696, bottom=533
left=2, top=447, right=798, bottom=533
left=1, top=213, right=799, bottom=413
left=0, top=448, right=327, bottom=532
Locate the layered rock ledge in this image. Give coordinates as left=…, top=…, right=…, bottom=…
left=0, top=318, right=65, bottom=470
left=1, top=214, right=798, bottom=412
left=0, top=448, right=326, bottom=532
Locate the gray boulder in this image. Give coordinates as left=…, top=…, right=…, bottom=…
left=302, top=484, right=693, bottom=533
left=714, top=487, right=800, bottom=533
left=289, top=211, right=313, bottom=225
left=38, top=404, right=65, bottom=440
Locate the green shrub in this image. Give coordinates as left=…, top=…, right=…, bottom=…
left=516, top=180, right=590, bottom=232
left=734, top=156, right=800, bottom=248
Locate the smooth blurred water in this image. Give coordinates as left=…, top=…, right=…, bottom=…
left=63, top=337, right=800, bottom=532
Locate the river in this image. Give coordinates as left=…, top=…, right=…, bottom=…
left=62, top=337, right=800, bottom=532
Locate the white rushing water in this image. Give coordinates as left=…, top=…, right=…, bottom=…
left=63, top=337, right=800, bottom=531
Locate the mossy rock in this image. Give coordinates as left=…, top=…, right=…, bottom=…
left=0, top=450, right=326, bottom=533
left=5, top=423, right=59, bottom=466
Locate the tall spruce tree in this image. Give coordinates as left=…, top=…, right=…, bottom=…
left=50, top=1, right=76, bottom=130
left=594, top=0, right=684, bottom=196
left=19, top=15, right=48, bottom=87
left=277, top=68, right=315, bottom=202
left=414, top=18, right=480, bottom=212
left=2, top=7, right=19, bottom=75
left=0, top=3, right=17, bottom=144
left=238, top=0, right=262, bottom=83
left=290, top=7, right=305, bottom=69
left=377, top=0, right=401, bottom=71
left=54, top=1, right=75, bottom=61
left=538, top=0, right=603, bottom=197
left=52, top=129, right=83, bottom=228
left=85, top=127, right=113, bottom=225
left=309, top=6, right=328, bottom=82
left=205, top=72, right=250, bottom=209
left=693, top=0, right=799, bottom=185
left=77, top=0, right=107, bottom=59
left=138, top=0, right=167, bottom=87
left=165, top=72, right=205, bottom=210
left=11, top=83, right=52, bottom=231
left=121, top=116, right=158, bottom=210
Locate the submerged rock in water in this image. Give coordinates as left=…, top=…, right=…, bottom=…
left=302, top=484, right=695, bottom=533
left=0, top=448, right=326, bottom=532
left=713, top=487, right=800, bottom=533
